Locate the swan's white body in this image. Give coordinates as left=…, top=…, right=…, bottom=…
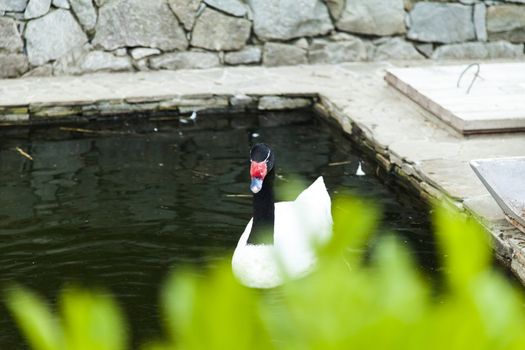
left=232, top=176, right=332, bottom=288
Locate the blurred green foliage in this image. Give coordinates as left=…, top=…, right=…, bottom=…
left=6, top=286, right=126, bottom=350
left=6, top=197, right=525, bottom=350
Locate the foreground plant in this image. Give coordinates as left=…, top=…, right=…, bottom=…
left=7, top=197, right=525, bottom=350
left=6, top=286, right=126, bottom=350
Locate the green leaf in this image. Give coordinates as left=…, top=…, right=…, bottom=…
left=5, top=285, right=62, bottom=350
left=162, top=269, right=198, bottom=345
left=372, top=235, right=428, bottom=322
left=471, top=271, right=525, bottom=348
left=433, top=203, right=491, bottom=291
left=61, top=286, right=127, bottom=350
left=162, top=265, right=272, bottom=350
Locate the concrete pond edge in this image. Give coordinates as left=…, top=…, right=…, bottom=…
left=0, top=93, right=315, bottom=124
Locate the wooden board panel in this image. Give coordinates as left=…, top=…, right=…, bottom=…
left=385, top=63, right=525, bottom=135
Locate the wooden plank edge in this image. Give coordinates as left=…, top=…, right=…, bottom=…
left=384, top=70, right=466, bottom=135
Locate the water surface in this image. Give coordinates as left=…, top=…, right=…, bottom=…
left=0, top=112, right=433, bottom=348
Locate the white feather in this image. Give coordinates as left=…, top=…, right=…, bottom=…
left=232, top=176, right=332, bottom=288
left=356, top=162, right=365, bottom=176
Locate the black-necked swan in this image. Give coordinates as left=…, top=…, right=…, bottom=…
left=232, top=143, right=333, bottom=288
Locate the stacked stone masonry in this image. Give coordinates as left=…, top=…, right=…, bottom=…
left=1, top=0, right=525, bottom=78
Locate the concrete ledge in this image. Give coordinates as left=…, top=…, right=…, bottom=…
left=1, top=63, right=524, bottom=282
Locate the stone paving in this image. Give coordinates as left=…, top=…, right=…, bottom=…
left=1, top=62, right=525, bottom=281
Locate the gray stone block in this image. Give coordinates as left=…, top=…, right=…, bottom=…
left=487, top=5, right=525, bottom=43
left=23, top=63, right=53, bottom=77
left=258, top=96, right=311, bottom=110
left=0, top=17, right=23, bottom=53
left=0, top=53, right=28, bottom=78
left=70, top=0, right=97, bottom=32
left=25, top=9, right=88, bottom=65
left=473, top=3, right=487, bottom=41
left=249, top=0, right=333, bottom=40
left=158, top=95, right=228, bottom=112
left=52, top=43, right=90, bottom=74
left=51, top=0, right=69, bottom=8
left=407, top=3, right=476, bottom=43
left=51, top=47, right=134, bottom=75
left=3, top=11, right=25, bottom=19
left=323, top=0, right=344, bottom=20
left=52, top=45, right=132, bottom=75
left=415, top=43, right=433, bottom=58
left=224, top=46, right=261, bottom=65
left=404, top=0, right=416, bottom=11
left=191, top=8, right=251, bottom=51
left=78, top=51, right=133, bottom=74
left=93, top=0, right=188, bottom=51
left=130, top=48, right=161, bottom=60
left=113, top=48, right=127, bottom=57
left=204, top=0, right=247, bottom=17
left=167, top=0, right=201, bottom=31
left=432, top=41, right=524, bottom=59
left=336, top=0, right=406, bottom=36
left=294, top=38, right=309, bottom=50
left=230, top=94, right=256, bottom=107
left=149, top=51, right=221, bottom=70
left=263, top=42, right=307, bottom=67
left=308, top=36, right=367, bottom=64
left=0, top=0, right=27, bottom=11
left=372, top=37, right=425, bottom=61
left=24, top=0, right=50, bottom=18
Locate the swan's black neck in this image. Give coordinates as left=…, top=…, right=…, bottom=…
left=248, top=169, right=275, bottom=244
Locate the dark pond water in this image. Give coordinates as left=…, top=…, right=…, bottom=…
left=0, top=111, right=434, bottom=348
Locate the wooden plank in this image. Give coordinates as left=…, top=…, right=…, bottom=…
left=390, top=63, right=525, bottom=80
left=385, top=71, right=464, bottom=133
left=457, top=109, right=525, bottom=120
left=385, top=63, right=525, bottom=135
left=426, top=92, right=525, bottom=103
left=388, top=65, right=525, bottom=94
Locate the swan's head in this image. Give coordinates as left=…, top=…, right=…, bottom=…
left=249, top=143, right=274, bottom=194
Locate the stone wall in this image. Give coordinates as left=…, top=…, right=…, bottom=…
left=1, top=0, right=524, bottom=78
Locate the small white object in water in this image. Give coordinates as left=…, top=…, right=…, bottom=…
left=180, top=111, right=198, bottom=124
left=356, top=162, right=365, bottom=176
left=153, top=127, right=158, bottom=132
left=252, top=132, right=260, bottom=138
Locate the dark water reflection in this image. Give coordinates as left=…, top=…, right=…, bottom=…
left=0, top=112, right=433, bottom=348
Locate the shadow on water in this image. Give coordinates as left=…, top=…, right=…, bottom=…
left=0, top=111, right=435, bottom=348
